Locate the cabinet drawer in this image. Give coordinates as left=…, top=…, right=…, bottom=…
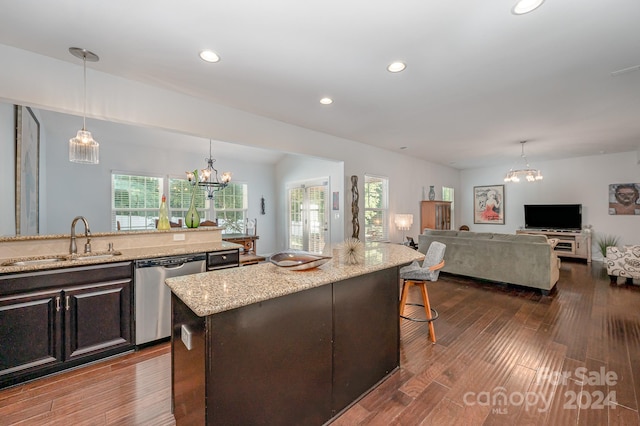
left=207, top=250, right=239, bottom=270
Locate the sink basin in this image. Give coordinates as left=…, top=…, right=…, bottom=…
left=3, top=256, right=69, bottom=266
left=2, top=251, right=123, bottom=267
left=71, top=251, right=123, bottom=261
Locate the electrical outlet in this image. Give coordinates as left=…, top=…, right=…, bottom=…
left=173, top=233, right=186, bottom=241
left=181, top=324, right=193, bottom=350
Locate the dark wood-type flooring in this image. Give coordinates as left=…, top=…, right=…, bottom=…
left=1, top=260, right=639, bottom=425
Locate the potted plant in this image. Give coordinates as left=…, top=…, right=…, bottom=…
left=596, top=234, right=620, bottom=258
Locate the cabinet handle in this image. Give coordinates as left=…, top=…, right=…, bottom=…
left=222, top=255, right=227, bottom=260
left=65, top=296, right=70, bottom=311
left=55, top=296, right=61, bottom=312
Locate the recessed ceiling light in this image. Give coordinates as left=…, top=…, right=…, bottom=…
left=387, top=62, right=406, bottom=73
left=199, top=50, right=220, bottom=63
left=320, top=97, right=333, bottom=105
left=512, top=0, right=545, bottom=15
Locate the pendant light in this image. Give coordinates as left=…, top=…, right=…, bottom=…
left=504, top=141, right=543, bottom=183
left=186, top=140, right=232, bottom=199
left=68, top=47, right=100, bottom=164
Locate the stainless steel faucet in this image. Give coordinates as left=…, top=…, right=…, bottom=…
left=70, top=216, right=92, bottom=254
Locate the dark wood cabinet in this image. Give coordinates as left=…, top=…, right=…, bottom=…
left=65, top=280, right=133, bottom=361
left=0, top=262, right=134, bottom=389
left=0, top=289, right=63, bottom=377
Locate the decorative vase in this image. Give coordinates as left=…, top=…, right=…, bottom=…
left=185, top=184, right=200, bottom=228
left=428, top=185, right=436, bottom=201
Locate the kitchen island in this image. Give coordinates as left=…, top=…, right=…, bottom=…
left=166, top=243, right=423, bottom=425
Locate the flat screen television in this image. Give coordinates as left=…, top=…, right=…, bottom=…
left=524, top=204, right=582, bottom=231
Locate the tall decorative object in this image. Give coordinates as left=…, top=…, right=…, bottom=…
left=428, top=185, right=436, bottom=201
left=185, top=169, right=201, bottom=228
left=351, top=175, right=360, bottom=239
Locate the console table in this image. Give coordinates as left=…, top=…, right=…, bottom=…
left=517, top=229, right=591, bottom=263
left=221, top=234, right=265, bottom=265
left=222, top=233, right=258, bottom=254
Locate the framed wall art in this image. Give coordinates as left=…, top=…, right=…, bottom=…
left=608, top=183, right=640, bottom=215
left=474, top=184, right=504, bottom=225
left=15, top=105, right=40, bottom=235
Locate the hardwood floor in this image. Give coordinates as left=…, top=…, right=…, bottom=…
left=1, top=260, right=639, bottom=425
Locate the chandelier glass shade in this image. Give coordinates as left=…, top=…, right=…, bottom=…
left=68, top=47, right=99, bottom=164
left=504, top=141, right=543, bottom=183
left=187, top=140, right=232, bottom=199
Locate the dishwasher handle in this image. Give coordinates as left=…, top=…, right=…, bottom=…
left=163, top=262, right=186, bottom=270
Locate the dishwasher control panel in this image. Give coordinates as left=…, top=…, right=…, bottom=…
left=207, top=249, right=240, bottom=271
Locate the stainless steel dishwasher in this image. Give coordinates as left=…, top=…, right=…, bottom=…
left=134, top=254, right=206, bottom=346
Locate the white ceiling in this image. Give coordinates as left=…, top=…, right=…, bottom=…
left=1, top=0, right=639, bottom=170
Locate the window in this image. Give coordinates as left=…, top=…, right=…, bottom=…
left=442, top=186, right=455, bottom=229
left=112, top=172, right=248, bottom=232
left=112, top=174, right=163, bottom=230
left=364, top=174, right=389, bottom=242
left=214, top=183, right=248, bottom=234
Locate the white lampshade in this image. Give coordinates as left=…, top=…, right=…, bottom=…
left=69, top=130, right=99, bottom=164
left=394, top=214, right=413, bottom=231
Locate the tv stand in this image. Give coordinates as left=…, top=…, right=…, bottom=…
left=517, top=229, right=591, bottom=263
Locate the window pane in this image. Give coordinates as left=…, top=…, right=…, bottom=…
left=214, top=183, right=248, bottom=233
left=289, top=187, right=304, bottom=250
left=112, top=174, right=163, bottom=231
left=364, top=175, right=389, bottom=242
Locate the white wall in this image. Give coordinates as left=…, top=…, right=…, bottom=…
left=0, top=44, right=460, bottom=245
left=461, top=152, right=640, bottom=259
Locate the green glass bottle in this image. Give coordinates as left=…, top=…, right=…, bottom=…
left=158, top=194, right=170, bottom=230
left=185, top=186, right=200, bottom=228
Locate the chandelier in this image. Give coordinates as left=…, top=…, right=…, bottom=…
left=68, top=47, right=100, bottom=164
left=504, top=141, right=543, bottom=183
left=186, top=140, right=232, bottom=199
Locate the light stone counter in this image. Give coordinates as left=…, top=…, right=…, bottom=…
left=165, top=242, right=423, bottom=317
left=0, top=227, right=240, bottom=275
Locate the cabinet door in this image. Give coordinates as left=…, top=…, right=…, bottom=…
left=0, top=290, right=63, bottom=383
left=64, top=279, right=133, bottom=361
left=332, top=267, right=399, bottom=414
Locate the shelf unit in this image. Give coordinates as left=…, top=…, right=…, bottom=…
left=516, top=229, right=591, bottom=263
left=420, top=201, right=452, bottom=231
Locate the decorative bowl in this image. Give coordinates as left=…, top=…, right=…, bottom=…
left=269, top=251, right=332, bottom=271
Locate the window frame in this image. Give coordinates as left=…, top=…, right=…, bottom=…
left=364, top=174, right=389, bottom=242
left=111, top=171, right=249, bottom=232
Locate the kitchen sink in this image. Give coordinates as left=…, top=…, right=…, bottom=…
left=3, top=256, right=69, bottom=266
left=2, top=251, right=123, bottom=267
left=73, top=252, right=123, bottom=261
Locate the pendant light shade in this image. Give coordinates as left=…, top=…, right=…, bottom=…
left=68, top=47, right=100, bottom=164
left=69, top=129, right=99, bottom=164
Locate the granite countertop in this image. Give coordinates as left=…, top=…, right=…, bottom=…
left=166, top=243, right=424, bottom=317
left=0, top=226, right=224, bottom=243
left=0, top=241, right=241, bottom=275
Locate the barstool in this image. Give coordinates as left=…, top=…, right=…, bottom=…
left=399, top=241, right=446, bottom=343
